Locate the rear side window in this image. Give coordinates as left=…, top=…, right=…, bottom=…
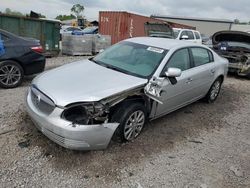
left=0, top=33, right=9, bottom=42
left=191, top=48, right=213, bottom=66
left=186, top=31, right=194, bottom=39
left=164, top=48, right=191, bottom=71
left=194, top=32, right=200, bottom=39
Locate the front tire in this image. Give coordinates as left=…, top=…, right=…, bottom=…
left=204, top=78, right=222, bottom=103
left=111, top=102, right=147, bottom=142
left=0, top=60, right=24, bottom=89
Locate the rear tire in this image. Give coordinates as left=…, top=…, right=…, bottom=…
left=0, top=60, right=24, bottom=89
left=204, top=78, right=222, bottom=103
left=111, top=102, right=147, bottom=142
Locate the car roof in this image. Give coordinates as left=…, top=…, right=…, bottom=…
left=125, top=37, right=202, bottom=50
left=173, top=28, right=200, bottom=33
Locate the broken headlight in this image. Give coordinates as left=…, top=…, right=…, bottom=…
left=62, top=102, right=109, bottom=125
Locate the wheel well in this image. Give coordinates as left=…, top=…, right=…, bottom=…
left=109, top=95, right=150, bottom=119
left=1, top=59, right=24, bottom=73
left=217, top=75, right=224, bottom=83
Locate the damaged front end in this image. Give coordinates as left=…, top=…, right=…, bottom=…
left=62, top=82, right=164, bottom=127
left=27, top=81, right=165, bottom=150
left=62, top=102, right=110, bottom=125
left=212, top=30, right=250, bottom=77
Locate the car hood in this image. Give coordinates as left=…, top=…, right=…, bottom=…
left=212, top=30, right=250, bottom=44
left=32, top=59, right=147, bottom=107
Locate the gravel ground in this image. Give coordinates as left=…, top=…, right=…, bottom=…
left=0, top=56, right=249, bottom=188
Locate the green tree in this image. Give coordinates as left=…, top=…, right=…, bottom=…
left=4, top=8, right=46, bottom=18
left=234, top=19, right=240, bottom=24
left=55, top=14, right=76, bottom=21
left=4, top=8, right=23, bottom=16
left=71, top=4, right=84, bottom=18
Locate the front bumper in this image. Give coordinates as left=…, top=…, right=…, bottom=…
left=228, top=63, right=250, bottom=76
left=26, top=89, right=119, bottom=150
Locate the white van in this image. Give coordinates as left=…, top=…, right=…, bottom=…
left=173, top=28, right=202, bottom=44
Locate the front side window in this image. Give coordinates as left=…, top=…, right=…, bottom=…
left=93, top=41, right=168, bottom=78
left=186, top=31, right=195, bottom=40
left=164, top=48, right=191, bottom=72
left=180, top=31, right=187, bottom=39
left=191, top=48, right=213, bottom=66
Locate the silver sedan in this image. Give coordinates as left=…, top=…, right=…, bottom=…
left=26, top=37, right=228, bottom=150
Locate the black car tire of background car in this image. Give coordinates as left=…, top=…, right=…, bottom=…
left=0, top=60, right=24, bottom=88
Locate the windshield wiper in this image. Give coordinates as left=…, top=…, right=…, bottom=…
left=103, top=64, right=131, bottom=75
left=89, top=58, right=132, bottom=75
left=89, top=58, right=100, bottom=65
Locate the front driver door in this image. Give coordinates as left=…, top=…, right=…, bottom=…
left=146, top=48, right=198, bottom=118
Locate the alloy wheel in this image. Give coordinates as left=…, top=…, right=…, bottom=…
left=124, top=110, right=145, bottom=141
left=0, top=64, right=22, bottom=87
left=210, top=80, right=221, bottom=100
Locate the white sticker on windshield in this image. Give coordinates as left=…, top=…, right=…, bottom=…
left=147, top=47, right=164, bottom=54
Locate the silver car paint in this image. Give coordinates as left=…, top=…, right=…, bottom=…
left=26, top=37, right=228, bottom=150
left=147, top=45, right=228, bottom=118
left=32, top=60, right=147, bottom=107
left=26, top=88, right=119, bottom=150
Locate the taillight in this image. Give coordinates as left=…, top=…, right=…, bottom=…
left=31, top=46, right=43, bottom=53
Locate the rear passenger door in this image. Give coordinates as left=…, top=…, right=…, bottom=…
left=189, top=47, right=215, bottom=97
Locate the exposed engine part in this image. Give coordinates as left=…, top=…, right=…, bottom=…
left=62, top=102, right=109, bottom=125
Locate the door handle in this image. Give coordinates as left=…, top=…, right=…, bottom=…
left=186, top=78, right=193, bottom=84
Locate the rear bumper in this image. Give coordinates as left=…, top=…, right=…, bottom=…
left=21, top=52, right=46, bottom=75
left=25, top=89, right=119, bottom=150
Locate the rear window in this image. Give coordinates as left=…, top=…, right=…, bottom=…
left=194, top=32, right=201, bottom=39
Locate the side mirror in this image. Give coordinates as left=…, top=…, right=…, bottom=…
left=161, top=68, right=182, bottom=85
left=165, top=68, right=182, bottom=77
left=180, top=35, right=189, bottom=40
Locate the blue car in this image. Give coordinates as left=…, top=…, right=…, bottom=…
left=72, top=26, right=98, bottom=35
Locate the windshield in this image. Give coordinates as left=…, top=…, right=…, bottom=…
left=93, top=41, right=167, bottom=78
left=173, top=30, right=180, bottom=39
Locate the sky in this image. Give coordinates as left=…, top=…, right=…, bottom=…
left=0, top=0, right=250, bottom=22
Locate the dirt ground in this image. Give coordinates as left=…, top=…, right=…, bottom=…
left=0, top=56, right=249, bottom=188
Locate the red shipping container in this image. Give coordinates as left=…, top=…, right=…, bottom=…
left=99, top=11, right=167, bottom=44
left=99, top=11, right=195, bottom=44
